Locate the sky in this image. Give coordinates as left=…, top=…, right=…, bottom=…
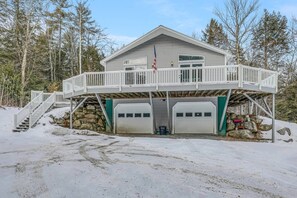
left=88, top=0, right=297, bottom=47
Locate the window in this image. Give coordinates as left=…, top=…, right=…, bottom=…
left=135, top=113, right=142, bottom=118
left=195, top=112, right=202, bottom=117
left=176, top=113, right=183, bottom=117
left=179, top=55, right=204, bottom=61
left=118, top=113, right=125, bottom=118
left=143, top=113, right=150, bottom=117
left=126, top=113, right=133, bottom=118
left=185, top=112, right=193, bottom=117
left=204, top=112, right=212, bottom=117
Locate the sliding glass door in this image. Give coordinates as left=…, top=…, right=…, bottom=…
left=124, top=66, right=146, bottom=85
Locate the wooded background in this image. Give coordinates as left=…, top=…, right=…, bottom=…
left=0, top=0, right=296, bottom=122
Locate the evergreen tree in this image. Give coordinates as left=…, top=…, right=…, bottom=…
left=201, top=18, right=228, bottom=50
left=276, top=80, right=297, bottom=122
left=73, top=0, right=105, bottom=73
left=46, top=0, right=71, bottom=81
left=0, top=0, right=110, bottom=106
left=251, top=9, right=289, bottom=70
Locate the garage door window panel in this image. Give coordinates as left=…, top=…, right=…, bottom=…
left=135, top=113, right=142, bottom=118
left=204, top=112, right=212, bottom=117
left=143, top=113, right=150, bottom=117
left=118, top=113, right=125, bottom=118
left=126, top=113, right=133, bottom=118
left=185, top=112, right=193, bottom=117
left=195, top=112, right=202, bottom=117
left=176, top=113, right=184, bottom=117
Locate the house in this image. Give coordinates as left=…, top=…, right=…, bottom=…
left=14, top=26, right=278, bottom=141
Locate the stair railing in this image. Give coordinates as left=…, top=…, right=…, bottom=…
left=29, top=92, right=56, bottom=128
left=14, top=92, right=43, bottom=128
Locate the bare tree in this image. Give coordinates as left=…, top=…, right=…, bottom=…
left=215, top=0, right=259, bottom=64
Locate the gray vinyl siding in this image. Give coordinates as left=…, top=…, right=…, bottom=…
left=106, top=35, right=225, bottom=71
left=113, top=97, right=218, bottom=132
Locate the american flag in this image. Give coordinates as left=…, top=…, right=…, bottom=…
left=152, top=45, right=157, bottom=72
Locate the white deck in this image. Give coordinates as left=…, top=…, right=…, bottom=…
left=62, top=65, right=278, bottom=98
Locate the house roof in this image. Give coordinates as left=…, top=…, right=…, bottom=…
left=100, top=25, right=232, bottom=67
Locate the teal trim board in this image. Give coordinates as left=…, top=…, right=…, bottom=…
left=217, top=96, right=227, bottom=136
left=105, top=98, right=113, bottom=130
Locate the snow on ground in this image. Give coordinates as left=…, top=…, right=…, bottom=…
left=0, top=107, right=297, bottom=198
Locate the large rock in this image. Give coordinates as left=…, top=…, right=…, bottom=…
left=244, top=121, right=258, bottom=132
left=85, top=114, right=98, bottom=119
left=228, top=129, right=254, bottom=139
left=80, top=118, right=92, bottom=124
left=63, top=112, right=70, bottom=119
left=237, top=115, right=245, bottom=121
left=73, top=120, right=81, bottom=128
left=277, top=127, right=291, bottom=136
left=258, top=124, right=272, bottom=131
left=74, top=111, right=84, bottom=119
left=87, top=118, right=97, bottom=124
left=76, top=107, right=83, bottom=112
left=255, top=132, right=263, bottom=139
left=80, top=123, right=93, bottom=130
left=86, top=105, right=96, bottom=110
left=98, top=119, right=104, bottom=127
left=251, top=117, right=263, bottom=125
left=230, top=113, right=237, bottom=120
left=227, top=120, right=235, bottom=131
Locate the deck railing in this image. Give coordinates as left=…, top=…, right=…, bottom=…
left=63, top=65, right=278, bottom=96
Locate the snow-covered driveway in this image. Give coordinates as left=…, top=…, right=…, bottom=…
left=1, top=107, right=297, bottom=198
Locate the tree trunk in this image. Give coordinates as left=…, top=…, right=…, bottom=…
left=79, top=12, right=82, bottom=74
left=48, top=30, right=54, bottom=82
left=20, top=45, right=28, bottom=107
left=58, top=17, right=62, bottom=79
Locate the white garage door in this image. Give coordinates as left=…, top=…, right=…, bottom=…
left=172, top=102, right=216, bottom=134
left=114, top=103, right=153, bottom=134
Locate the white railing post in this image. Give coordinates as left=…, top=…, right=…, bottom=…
left=202, top=67, right=205, bottom=82
left=29, top=114, right=32, bottom=128
left=189, top=68, right=192, bottom=83
left=119, top=72, right=122, bottom=91
left=14, top=114, right=17, bottom=128
left=224, top=66, right=227, bottom=82
left=84, top=73, right=87, bottom=93
left=196, top=68, right=198, bottom=89
left=275, top=73, right=278, bottom=92
left=258, top=68, right=262, bottom=90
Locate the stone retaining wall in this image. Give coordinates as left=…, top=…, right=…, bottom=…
left=52, top=104, right=106, bottom=132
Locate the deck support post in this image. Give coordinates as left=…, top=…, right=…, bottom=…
left=263, top=97, right=272, bottom=115
left=272, top=93, right=276, bottom=143
left=70, top=97, right=73, bottom=129
left=250, top=102, right=254, bottom=115
left=95, top=94, right=111, bottom=130
left=166, top=91, right=171, bottom=133
left=219, top=89, right=232, bottom=131
left=149, top=92, right=156, bottom=132
left=248, top=101, right=251, bottom=114
left=243, top=93, right=272, bottom=118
